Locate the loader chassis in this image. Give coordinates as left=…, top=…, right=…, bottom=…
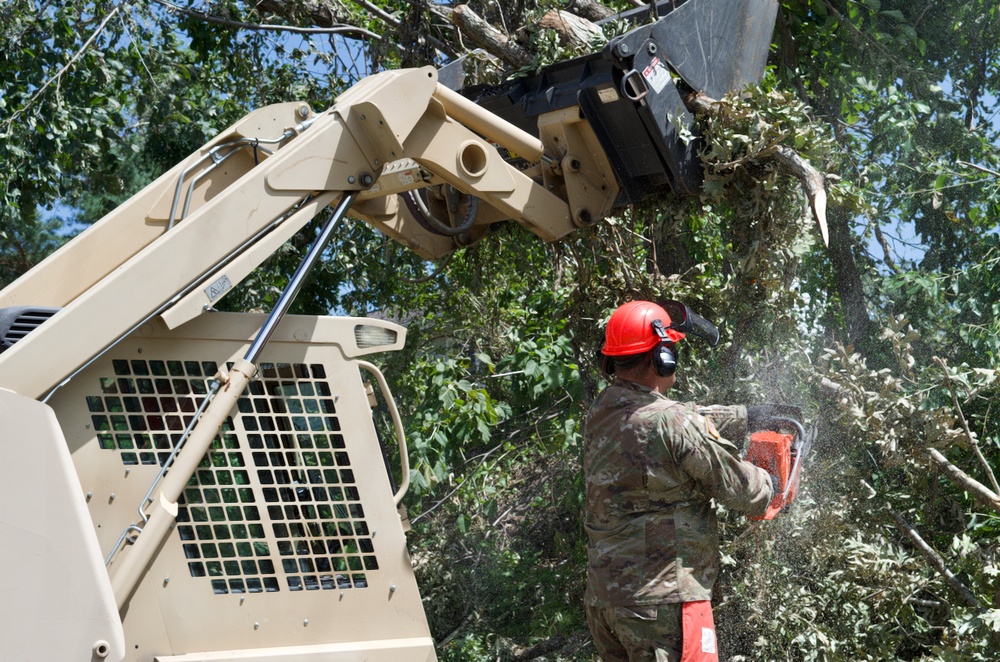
left=0, top=0, right=778, bottom=659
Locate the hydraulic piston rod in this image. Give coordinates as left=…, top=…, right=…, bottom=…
left=245, top=192, right=357, bottom=363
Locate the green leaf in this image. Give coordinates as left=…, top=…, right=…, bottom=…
left=981, top=610, right=1000, bottom=632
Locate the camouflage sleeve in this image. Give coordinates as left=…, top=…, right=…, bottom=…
left=665, top=407, right=774, bottom=518
left=697, top=404, right=748, bottom=448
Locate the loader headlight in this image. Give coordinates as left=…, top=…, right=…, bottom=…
left=354, top=324, right=398, bottom=349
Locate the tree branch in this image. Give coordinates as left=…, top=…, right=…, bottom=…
left=891, top=510, right=982, bottom=610
left=155, top=0, right=381, bottom=39
left=934, top=357, right=1000, bottom=494
left=769, top=145, right=829, bottom=247
left=349, top=0, right=400, bottom=28
left=1, top=4, right=122, bottom=133
left=396, top=0, right=451, bottom=23
left=874, top=223, right=899, bottom=273
left=684, top=91, right=829, bottom=247
left=539, top=10, right=603, bottom=50
left=347, top=0, right=454, bottom=57
left=958, top=160, right=1000, bottom=179
left=451, top=5, right=532, bottom=69
left=564, top=0, right=615, bottom=22
left=927, top=448, right=1000, bottom=515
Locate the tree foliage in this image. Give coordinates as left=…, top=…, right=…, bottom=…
left=3, top=0, right=1000, bottom=659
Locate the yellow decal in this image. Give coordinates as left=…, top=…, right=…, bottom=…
left=705, top=418, right=721, bottom=440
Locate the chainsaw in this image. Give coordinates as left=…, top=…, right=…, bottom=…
left=745, top=417, right=815, bottom=520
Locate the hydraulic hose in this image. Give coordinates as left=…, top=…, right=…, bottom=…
left=401, top=187, right=478, bottom=237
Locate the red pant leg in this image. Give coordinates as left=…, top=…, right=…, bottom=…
left=680, top=601, right=718, bottom=662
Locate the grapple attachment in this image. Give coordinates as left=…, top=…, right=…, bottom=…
left=460, top=0, right=780, bottom=202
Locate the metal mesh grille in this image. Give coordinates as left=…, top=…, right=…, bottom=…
left=88, top=359, right=378, bottom=595
left=87, top=359, right=218, bottom=466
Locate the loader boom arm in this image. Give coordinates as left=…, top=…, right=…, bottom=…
left=0, top=66, right=604, bottom=400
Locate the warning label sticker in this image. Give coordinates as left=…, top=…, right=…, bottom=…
left=397, top=169, right=419, bottom=186
left=597, top=86, right=619, bottom=104
left=642, top=57, right=671, bottom=94
left=205, top=274, right=233, bottom=302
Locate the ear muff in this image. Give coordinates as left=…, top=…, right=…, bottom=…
left=652, top=341, right=676, bottom=377
left=651, top=319, right=677, bottom=377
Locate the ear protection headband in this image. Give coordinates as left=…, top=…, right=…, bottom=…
left=650, top=319, right=677, bottom=377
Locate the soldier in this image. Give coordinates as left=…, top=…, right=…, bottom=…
left=584, top=300, right=777, bottom=661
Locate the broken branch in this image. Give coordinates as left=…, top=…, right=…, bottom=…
left=684, top=91, right=829, bottom=247
left=769, top=145, right=830, bottom=247
left=564, top=0, right=615, bottom=22
left=927, top=448, right=1000, bottom=515
left=452, top=5, right=533, bottom=69
left=539, top=10, right=604, bottom=50
left=891, top=511, right=982, bottom=610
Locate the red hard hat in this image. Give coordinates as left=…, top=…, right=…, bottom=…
left=602, top=300, right=685, bottom=356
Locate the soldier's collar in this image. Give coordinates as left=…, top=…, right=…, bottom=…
left=614, top=378, right=666, bottom=398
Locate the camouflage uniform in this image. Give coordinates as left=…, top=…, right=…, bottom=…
left=583, top=379, right=773, bottom=660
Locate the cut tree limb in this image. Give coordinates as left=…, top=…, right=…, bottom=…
left=452, top=5, right=533, bottom=69
left=769, top=145, right=829, bottom=247
left=891, top=510, right=982, bottom=610
left=927, top=448, right=1000, bottom=515
left=684, top=92, right=719, bottom=115
left=684, top=91, right=830, bottom=247
left=565, top=0, right=615, bottom=22
left=539, top=10, right=604, bottom=50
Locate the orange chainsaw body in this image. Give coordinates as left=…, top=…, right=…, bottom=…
left=745, top=429, right=801, bottom=521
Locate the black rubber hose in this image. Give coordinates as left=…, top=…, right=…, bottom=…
left=400, top=188, right=478, bottom=237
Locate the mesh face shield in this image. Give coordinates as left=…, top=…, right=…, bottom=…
left=657, top=299, right=720, bottom=346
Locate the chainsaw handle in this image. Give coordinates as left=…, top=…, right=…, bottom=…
left=772, top=417, right=808, bottom=501
left=771, top=417, right=805, bottom=445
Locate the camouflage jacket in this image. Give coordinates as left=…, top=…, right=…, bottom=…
left=583, top=379, right=774, bottom=606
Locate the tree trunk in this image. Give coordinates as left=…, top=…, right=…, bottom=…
left=452, top=5, right=533, bottom=69
left=826, top=205, right=871, bottom=347
left=539, top=10, right=603, bottom=50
